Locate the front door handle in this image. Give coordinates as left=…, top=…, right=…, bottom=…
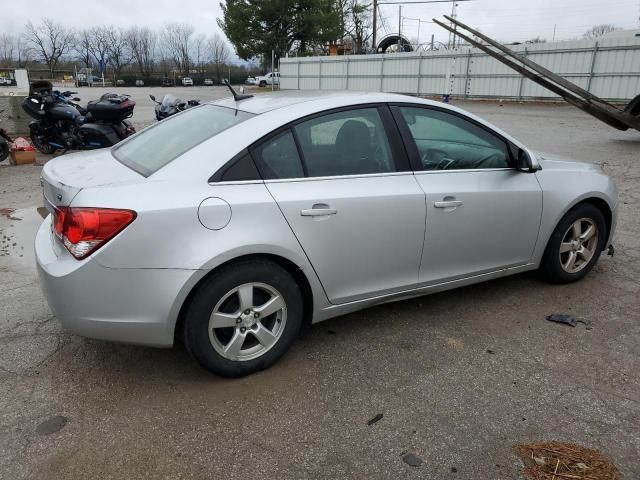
left=301, top=203, right=337, bottom=217
left=434, top=199, right=463, bottom=208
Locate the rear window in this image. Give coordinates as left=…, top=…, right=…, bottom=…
left=112, top=105, right=254, bottom=176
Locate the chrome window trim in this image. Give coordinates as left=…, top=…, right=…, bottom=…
left=207, top=179, right=264, bottom=186
left=414, top=167, right=516, bottom=175
left=262, top=171, right=414, bottom=184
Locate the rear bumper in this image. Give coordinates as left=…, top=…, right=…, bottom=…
left=35, top=217, right=200, bottom=347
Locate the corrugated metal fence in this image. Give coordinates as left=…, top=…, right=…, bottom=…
left=280, top=37, right=640, bottom=102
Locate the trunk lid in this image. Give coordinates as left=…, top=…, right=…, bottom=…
left=41, top=148, right=142, bottom=213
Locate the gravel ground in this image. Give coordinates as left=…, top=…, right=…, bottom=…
left=0, top=98, right=639, bottom=480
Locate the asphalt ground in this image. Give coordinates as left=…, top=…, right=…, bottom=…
left=0, top=94, right=639, bottom=479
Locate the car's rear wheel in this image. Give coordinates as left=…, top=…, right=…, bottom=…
left=183, top=259, right=303, bottom=377
left=259, top=80, right=267, bottom=87
left=539, top=203, right=607, bottom=283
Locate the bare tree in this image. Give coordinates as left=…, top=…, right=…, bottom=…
left=207, top=34, right=230, bottom=83
left=0, top=33, right=16, bottom=67
left=525, top=36, right=547, bottom=44
left=126, top=27, right=156, bottom=77
left=24, top=18, right=75, bottom=77
left=338, top=0, right=372, bottom=53
left=192, top=34, right=206, bottom=74
left=162, top=23, right=194, bottom=76
left=15, top=35, right=30, bottom=67
left=75, top=29, right=93, bottom=68
left=107, top=28, right=131, bottom=79
left=583, top=24, right=619, bottom=39
left=88, top=26, right=110, bottom=75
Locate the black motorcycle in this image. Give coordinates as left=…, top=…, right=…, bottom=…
left=0, top=110, right=12, bottom=162
left=22, top=81, right=136, bottom=154
left=150, top=94, right=200, bottom=121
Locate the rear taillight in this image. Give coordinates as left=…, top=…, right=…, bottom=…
left=52, top=207, right=136, bottom=259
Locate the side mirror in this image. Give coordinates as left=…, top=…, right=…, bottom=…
left=149, top=94, right=156, bottom=101
left=516, top=148, right=534, bottom=172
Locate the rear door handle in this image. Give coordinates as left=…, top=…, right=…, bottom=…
left=301, top=204, right=337, bottom=217
left=434, top=200, right=463, bottom=208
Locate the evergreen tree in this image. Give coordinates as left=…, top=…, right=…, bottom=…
left=218, top=0, right=341, bottom=64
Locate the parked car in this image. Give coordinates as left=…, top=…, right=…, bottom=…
left=203, top=78, right=214, bottom=86
left=116, top=79, right=125, bottom=86
left=162, top=78, right=174, bottom=87
left=245, top=77, right=257, bottom=85
left=77, top=75, right=103, bottom=87
left=182, top=77, right=194, bottom=86
left=256, top=72, right=279, bottom=87
left=135, top=79, right=144, bottom=87
left=36, top=91, right=617, bottom=377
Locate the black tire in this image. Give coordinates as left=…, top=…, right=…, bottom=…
left=624, top=93, right=640, bottom=117
left=183, top=259, right=303, bottom=377
left=259, top=80, right=267, bottom=87
left=0, top=140, right=8, bottom=162
left=539, top=203, right=607, bottom=284
left=29, top=125, right=56, bottom=154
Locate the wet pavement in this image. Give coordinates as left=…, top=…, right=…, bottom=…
left=0, top=100, right=639, bottom=479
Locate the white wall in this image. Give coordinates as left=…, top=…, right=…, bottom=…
left=280, top=38, right=640, bottom=103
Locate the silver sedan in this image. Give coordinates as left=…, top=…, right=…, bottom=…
left=36, top=91, right=617, bottom=376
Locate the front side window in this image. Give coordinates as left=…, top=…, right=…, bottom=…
left=398, top=106, right=510, bottom=171
left=113, top=105, right=254, bottom=176
left=293, top=108, right=396, bottom=177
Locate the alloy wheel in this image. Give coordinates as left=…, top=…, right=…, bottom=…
left=559, top=217, right=599, bottom=274
left=208, top=282, right=287, bottom=362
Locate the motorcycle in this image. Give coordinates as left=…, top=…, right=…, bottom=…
left=150, top=94, right=200, bottom=121
left=22, top=81, right=136, bottom=154
left=0, top=110, right=12, bottom=162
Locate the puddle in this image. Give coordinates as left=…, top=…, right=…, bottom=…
left=0, top=206, right=48, bottom=272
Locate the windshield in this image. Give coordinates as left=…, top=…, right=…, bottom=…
left=160, top=94, right=179, bottom=107
left=112, top=105, right=254, bottom=176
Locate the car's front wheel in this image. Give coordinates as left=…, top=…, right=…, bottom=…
left=183, top=259, right=303, bottom=377
left=539, top=203, right=607, bottom=283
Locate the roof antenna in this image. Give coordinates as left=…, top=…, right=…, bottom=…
left=223, top=79, right=253, bottom=101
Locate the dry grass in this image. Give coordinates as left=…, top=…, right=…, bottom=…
left=515, top=442, right=620, bottom=480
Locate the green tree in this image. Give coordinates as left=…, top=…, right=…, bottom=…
left=218, top=0, right=341, bottom=64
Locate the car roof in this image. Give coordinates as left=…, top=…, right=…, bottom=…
left=211, top=90, right=434, bottom=115
left=156, top=90, right=528, bottom=181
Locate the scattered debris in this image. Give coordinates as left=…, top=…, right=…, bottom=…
left=450, top=466, right=458, bottom=473
left=545, top=314, right=577, bottom=327
left=367, top=413, right=383, bottom=426
left=486, top=349, right=496, bottom=354
left=576, top=319, right=593, bottom=330
left=36, top=415, right=67, bottom=435
left=401, top=452, right=423, bottom=467
left=0, top=208, right=15, bottom=218
left=515, top=441, right=620, bottom=480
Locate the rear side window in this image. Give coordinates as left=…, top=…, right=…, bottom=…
left=113, top=105, right=254, bottom=176
left=293, top=108, right=396, bottom=177
left=251, top=130, right=304, bottom=179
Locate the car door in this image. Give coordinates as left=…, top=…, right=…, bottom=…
left=392, top=105, right=543, bottom=284
left=251, top=105, right=426, bottom=304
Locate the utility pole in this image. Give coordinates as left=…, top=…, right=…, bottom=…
left=372, top=0, right=378, bottom=52
left=449, top=1, right=458, bottom=49
left=398, top=5, right=402, bottom=51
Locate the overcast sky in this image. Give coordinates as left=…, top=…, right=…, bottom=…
left=2, top=0, right=639, bottom=53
